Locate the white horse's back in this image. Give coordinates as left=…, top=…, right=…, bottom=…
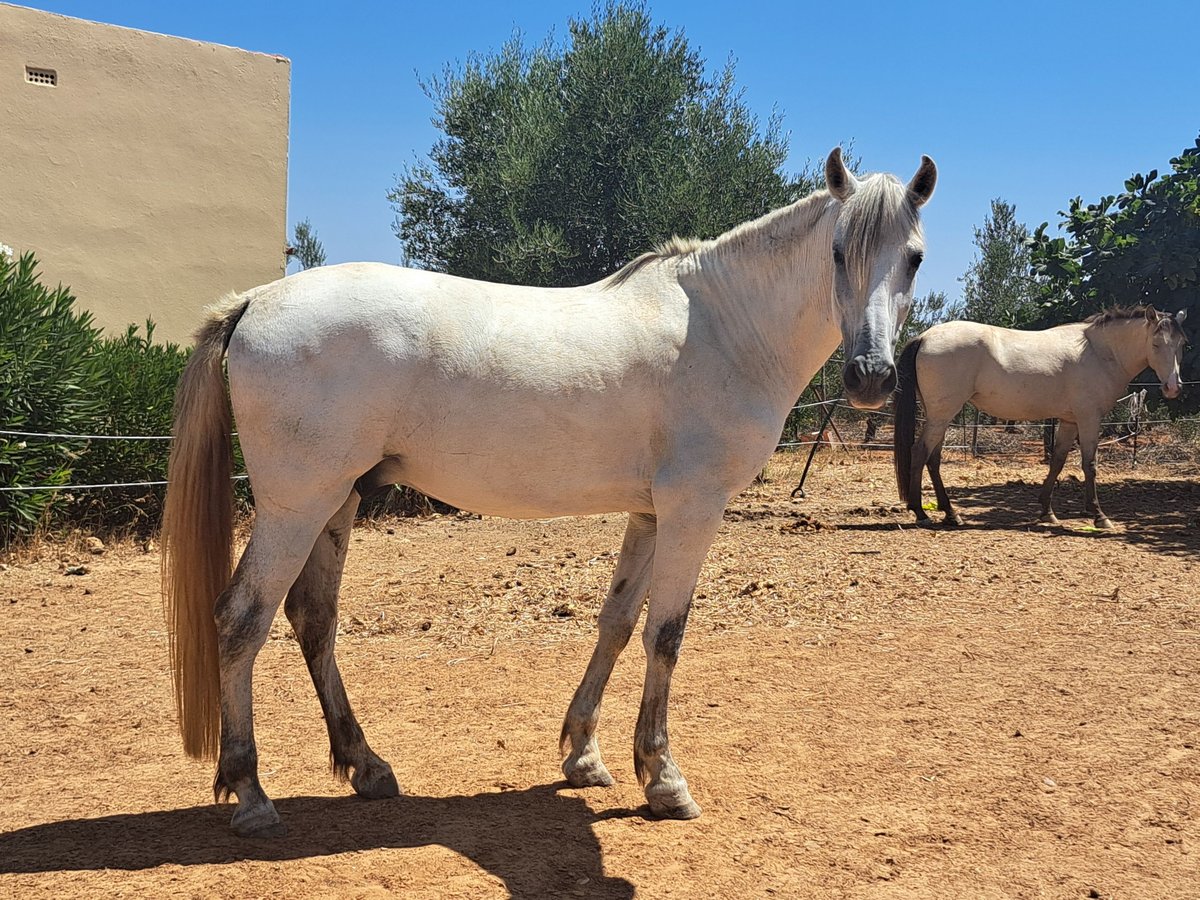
left=227, top=263, right=692, bottom=517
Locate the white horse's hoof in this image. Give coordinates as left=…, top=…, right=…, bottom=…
left=645, top=779, right=701, bottom=819
left=1094, top=517, right=1114, bottom=530
left=563, top=755, right=615, bottom=788
left=647, top=795, right=702, bottom=820
left=231, top=803, right=286, bottom=838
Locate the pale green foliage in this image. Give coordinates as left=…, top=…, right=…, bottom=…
left=960, top=199, right=1039, bottom=328
left=899, top=289, right=964, bottom=345
left=290, top=219, right=327, bottom=271
left=390, top=2, right=819, bottom=287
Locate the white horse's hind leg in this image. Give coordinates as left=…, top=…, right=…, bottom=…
left=284, top=490, right=399, bottom=800
left=213, top=504, right=341, bottom=838
left=561, top=512, right=656, bottom=787
left=634, top=501, right=725, bottom=820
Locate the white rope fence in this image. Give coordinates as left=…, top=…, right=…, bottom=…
left=2, top=381, right=1195, bottom=491
left=0, top=428, right=244, bottom=492
left=777, top=388, right=1186, bottom=452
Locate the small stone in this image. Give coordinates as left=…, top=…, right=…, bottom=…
left=85, top=537, right=105, bottom=555
left=64, top=565, right=88, bottom=576
left=505, top=547, right=517, bottom=556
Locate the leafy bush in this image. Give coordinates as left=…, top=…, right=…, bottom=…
left=67, top=321, right=189, bottom=531
left=0, top=251, right=102, bottom=542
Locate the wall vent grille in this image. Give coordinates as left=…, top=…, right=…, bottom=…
left=26, top=67, right=58, bottom=86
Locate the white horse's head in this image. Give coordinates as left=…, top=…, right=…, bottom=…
left=1145, top=306, right=1188, bottom=399
left=825, top=148, right=936, bottom=409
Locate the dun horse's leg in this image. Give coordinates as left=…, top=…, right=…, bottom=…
left=909, top=420, right=950, bottom=523
left=926, top=442, right=962, bottom=526
left=634, top=502, right=725, bottom=820
left=1077, top=423, right=1112, bottom=529
left=561, top=512, right=656, bottom=787
left=1038, top=421, right=1077, bottom=525
left=284, top=491, right=399, bottom=800
left=213, top=511, right=329, bottom=837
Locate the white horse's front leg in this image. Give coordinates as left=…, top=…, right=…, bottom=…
left=561, top=513, right=657, bottom=788
left=634, top=502, right=725, bottom=819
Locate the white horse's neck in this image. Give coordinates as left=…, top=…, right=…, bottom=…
left=676, top=192, right=844, bottom=404
left=1089, top=318, right=1151, bottom=380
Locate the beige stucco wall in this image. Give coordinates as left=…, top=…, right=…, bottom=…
left=0, top=3, right=290, bottom=344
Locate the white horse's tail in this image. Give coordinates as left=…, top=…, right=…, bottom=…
left=160, top=296, right=250, bottom=760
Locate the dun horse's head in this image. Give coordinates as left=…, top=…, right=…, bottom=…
left=1145, top=306, right=1188, bottom=399
left=825, top=148, right=936, bottom=409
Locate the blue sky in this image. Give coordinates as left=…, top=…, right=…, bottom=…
left=20, top=1, right=1198, bottom=304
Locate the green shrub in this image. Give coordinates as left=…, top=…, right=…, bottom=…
left=0, top=251, right=102, bottom=543
left=67, top=321, right=189, bottom=531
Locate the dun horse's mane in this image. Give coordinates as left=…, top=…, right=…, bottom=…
left=602, top=173, right=918, bottom=291
left=1084, top=306, right=1186, bottom=336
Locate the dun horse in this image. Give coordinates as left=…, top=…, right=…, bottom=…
left=894, top=307, right=1187, bottom=528
left=161, top=149, right=936, bottom=837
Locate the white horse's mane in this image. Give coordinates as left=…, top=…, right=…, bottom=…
left=603, top=173, right=919, bottom=291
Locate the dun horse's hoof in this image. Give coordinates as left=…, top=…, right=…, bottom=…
left=944, top=514, right=964, bottom=527
left=1038, top=513, right=1060, bottom=526
left=1094, top=516, right=1114, bottom=530
left=351, top=761, right=401, bottom=800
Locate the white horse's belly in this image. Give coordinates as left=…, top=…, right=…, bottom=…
left=402, top=457, right=652, bottom=518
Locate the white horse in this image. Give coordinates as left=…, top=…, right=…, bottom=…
left=162, top=148, right=936, bottom=837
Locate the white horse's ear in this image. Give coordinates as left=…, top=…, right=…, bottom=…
left=907, top=155, right=937, bottom=207
left=1177, top=309, right=1188, bottom=325
left=825, top=147, right=857, bottom=201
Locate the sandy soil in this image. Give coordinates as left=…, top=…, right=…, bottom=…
left=1, top=453, right=1198, bottom=898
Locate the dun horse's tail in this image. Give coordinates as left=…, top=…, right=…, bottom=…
left=893, top=337, right=922, bottom=503
left=160, top=295, right=250, bottom=760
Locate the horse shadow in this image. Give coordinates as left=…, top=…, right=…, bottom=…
left=0, top=783, right=636, bottom=898
left=933, top=476, right=1200, bottom=556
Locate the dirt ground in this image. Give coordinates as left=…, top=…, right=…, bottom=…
left=1, top=453, right=1198, bottom=899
